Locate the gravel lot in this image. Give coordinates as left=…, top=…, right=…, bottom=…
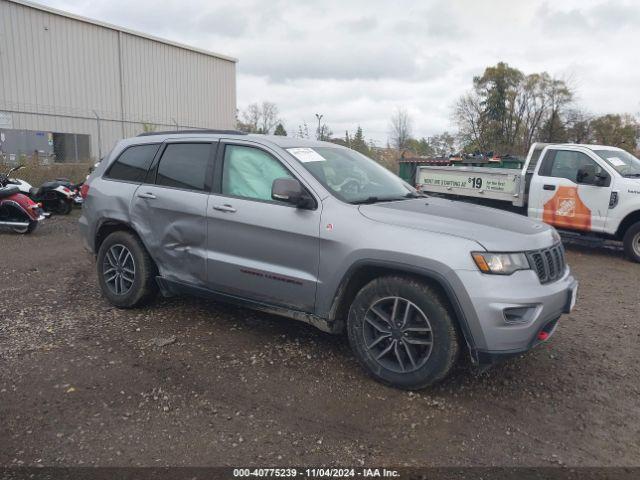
left=1, top=212, right=639, bottom=467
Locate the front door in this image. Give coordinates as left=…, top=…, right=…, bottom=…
left=205, top=141, right=321, bottom=312
left=529, top=148, right=612, bottom=233
left=130, top=141, right=215, bottom=286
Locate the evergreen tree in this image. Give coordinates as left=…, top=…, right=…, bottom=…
left=274, top=123, right=287, bottom=136
left=350, top=126, right=371, bottom=156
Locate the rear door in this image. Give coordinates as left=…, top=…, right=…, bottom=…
left=528, top=147, right=612, bottom=232
left=205, top=140, right=321, bottom=312
left=130, top=141, right=215, bottom=286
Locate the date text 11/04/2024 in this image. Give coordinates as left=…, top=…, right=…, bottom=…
left=232, top=468, right=400, bottom=478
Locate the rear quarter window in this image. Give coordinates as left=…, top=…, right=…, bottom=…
left=105, top=144, right=160, bottom=182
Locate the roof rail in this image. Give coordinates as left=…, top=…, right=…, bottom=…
left=137, top=129, right=248, bottom=137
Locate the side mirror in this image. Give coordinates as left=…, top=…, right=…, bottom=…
left=577, top=165, right=596, bottom=184
left=271, top=177, right=314, bottom=209
left=577, top=165, right=608, bottom=186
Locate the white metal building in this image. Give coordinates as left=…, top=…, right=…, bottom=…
left=0, top=0, right=237, bottom=163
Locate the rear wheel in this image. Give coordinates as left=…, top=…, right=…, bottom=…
left=97, top=231, right=158, bottom=308
left=347, top=276, right=459, bottom=390
left=623, top=222, right=640, bottom=263
left=55, top=198, right=73, bottom=215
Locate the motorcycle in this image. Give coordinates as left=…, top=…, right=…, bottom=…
left=0, top=167, right=48, bottom=234
left=6, top=166, right=75, bottom=214
left=52, top=177, right=84, bottom=205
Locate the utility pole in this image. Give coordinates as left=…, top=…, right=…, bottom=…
left=315, top=113, right=323, bottom=140
left=93, top=110, right=102, bottom=159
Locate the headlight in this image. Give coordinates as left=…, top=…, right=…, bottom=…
left=471, top=252, right=530, bottom=275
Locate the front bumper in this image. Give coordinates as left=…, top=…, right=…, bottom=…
left=454, top=267, right=577, bottom=363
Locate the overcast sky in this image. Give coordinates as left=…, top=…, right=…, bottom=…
left=41, top=0, right=640, bottom=145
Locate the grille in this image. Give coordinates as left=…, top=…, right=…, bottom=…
left=527, top=244, right=566, bottom=284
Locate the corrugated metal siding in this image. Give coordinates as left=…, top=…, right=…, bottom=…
left=119, top=33, right=236, bottom=129
left=0, top=0, right=236, bottom=160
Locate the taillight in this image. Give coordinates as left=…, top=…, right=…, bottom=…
left=63, top=187, right=71, bottom=194
left=80, top=184, right=90, bottom=199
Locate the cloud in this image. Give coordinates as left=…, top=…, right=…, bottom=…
left=34, top=0, right=640, bottom=144
left=196, top=7, right=249, bottom=37
left=341, top=16, right=378, bottom=33
left=239, top=44, right=421, bottom=81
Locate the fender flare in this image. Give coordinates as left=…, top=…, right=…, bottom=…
left=94, top=217, right=151, bottom=255
left=328, top=258, right=479, bottom=357
left=0, top=197, right=39, bottom=220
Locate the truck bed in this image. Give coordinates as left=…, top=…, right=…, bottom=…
left=417, top=165, right=526, bottom=207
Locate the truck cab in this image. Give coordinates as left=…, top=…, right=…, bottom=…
left=528, top=144, right=640, bottom=261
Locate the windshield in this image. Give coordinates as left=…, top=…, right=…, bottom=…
left=286, top=146, right=415, bottom=204
left=594, top=149, right=640, bottom=177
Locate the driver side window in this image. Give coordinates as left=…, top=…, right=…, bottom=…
left=222, top=145, right=293, bottom=202
left=540, top=150, right=601, bottom=183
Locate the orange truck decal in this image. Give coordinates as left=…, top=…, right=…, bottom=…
left=543, top=186, right=592, bottom=231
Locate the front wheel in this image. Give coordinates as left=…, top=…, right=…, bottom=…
left=623, top=222, right=640, bottom=263
left=347, top=276, right=459, bottom=390
left=96, top=231, right=158, bottom=308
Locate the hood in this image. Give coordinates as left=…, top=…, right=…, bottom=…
left=358, top=197, right=556, bottom=252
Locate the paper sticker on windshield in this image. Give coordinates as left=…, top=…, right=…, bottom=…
left=287, top=148, right=326, bottom=163
left=608, top=157, right=626, bottom=167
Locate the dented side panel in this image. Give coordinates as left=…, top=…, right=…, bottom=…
left=130, top=185, right=208, bottom=286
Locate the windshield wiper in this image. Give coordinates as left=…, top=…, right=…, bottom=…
left=623, top=173, right=640, bottom=178
left=350, top=196, right=402, bottom=205
left=405, top=191, right=427, bottom=198
left=351, top=192, right=426, bottom=205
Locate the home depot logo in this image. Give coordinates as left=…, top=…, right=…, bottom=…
left=556, top=197, right=576, bottom=217
left=543, top=186, right=592, bottom=231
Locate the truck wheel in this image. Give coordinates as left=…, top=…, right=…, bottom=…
left=623, top=222, right=640, bottom=263
left=347, top=276, right=459, bottom=390
left=96, top=231, right=158, bottom=308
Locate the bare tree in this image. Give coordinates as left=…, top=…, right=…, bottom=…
left=520, top=73, right=550, bottom=152
left=259, top=102, right=279, bottom=134
left=453, top=63, right=575, bottom=154
left=239, top=102, right=280, bottom=134
left=389, top=107, right=413, bottom=151
left=565, top=109, right=593, bottom=143
left=240, top=103, right=261, bottom=132
left=454, top=93, right=486, bottom=152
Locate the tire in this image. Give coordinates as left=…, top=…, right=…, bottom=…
left=623, top=222, right=640, bottom=263
left=96, top=230, right=158, bottom=308
left=12, top=220, right=38, bottom=235
left=347, top=276, right=459, bottom=390
left=55, top=198, right=73, bottom=215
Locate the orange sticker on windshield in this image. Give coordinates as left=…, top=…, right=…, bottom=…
left=543, top=186, right=591, bottom=231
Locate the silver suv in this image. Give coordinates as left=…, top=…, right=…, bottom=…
left=80, top=130, right=578, bottom=389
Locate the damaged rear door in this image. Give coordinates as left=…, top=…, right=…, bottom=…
left=130, top=140, right=216, bottom=286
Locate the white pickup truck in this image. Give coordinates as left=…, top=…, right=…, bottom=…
left=417, top=143, right=640, bottom=262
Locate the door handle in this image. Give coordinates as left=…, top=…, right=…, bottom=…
left=543, top=184, right=556, bottom=191
left=213, top=204, right=237, bottom=213
left=137, top=192, right=157, bottom=199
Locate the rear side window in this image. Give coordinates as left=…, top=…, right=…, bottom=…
left=155, top=143, right=211, bottom=191
left=106, top=144, right=159, bottom=182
